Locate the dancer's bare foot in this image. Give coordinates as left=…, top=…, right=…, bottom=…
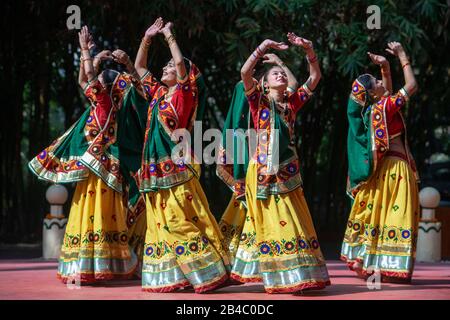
left=353, top=261, right=365, bottom=279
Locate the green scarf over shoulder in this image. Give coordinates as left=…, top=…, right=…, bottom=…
left=28, top=73, right=148, bottom=222
left=216, top=81, right=251, bottom=200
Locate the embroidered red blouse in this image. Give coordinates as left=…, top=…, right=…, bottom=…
left=245, top=79, right=313, bottom=128
left=84, top=79, right=112, bottom=128
left=383, top=88, right=409, bottom=137
left=141, top=72, right=195, bottom=130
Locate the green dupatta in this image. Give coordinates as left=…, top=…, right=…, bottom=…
left=346, top=79, right=419, bottom=199
left=28, top=73, right=148, bottom=223
left=138, top=60, right=206, bottom=193
left=216, top=81, right=251, bottom=200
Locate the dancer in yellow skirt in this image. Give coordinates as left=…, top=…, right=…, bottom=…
left=227, top=33, right=330, bottom=293
left=29, top=26, right=148, bottom=283
left=218, top=55, right=300, bottom=269
left=341, top=42, right=420, bottom=283
left=134, top=18, right=230, bottom=293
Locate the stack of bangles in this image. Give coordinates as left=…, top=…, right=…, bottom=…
left=141, top=37, right=151, bottom=50
left=306, top=54, right=318, bottom=64
left=80, top=48, right=91, bottom=62
left=251, top=46, right=264, bottom=60
left=402, top=61, right=410, bottom=69
left=165, top=34, right=176, bottom=46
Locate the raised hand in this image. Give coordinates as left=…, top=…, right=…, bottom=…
left=385, top=41, right=406, bottom=58
left=112, top=49, right=131, bottom=65
left=367, top=52, right=388, bottom=67
left=87, top=32, right=96, bottom=50
left=261, top=39, right=289, bottom=51
left=159, top=21, right=174, bottom=36
left=145, top=17, right=164, bottom=40
left=95, top=50, right=113, bottom=61
left=78, top=26, right=91, bottom=50
left=262, top=53, right=283, bottom=65
left=287, top=32, right=313, bottom=50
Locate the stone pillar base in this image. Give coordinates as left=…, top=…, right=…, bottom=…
left=417, top=221, right=442, bottom=262
left=42, top=216, right=68, bottom=260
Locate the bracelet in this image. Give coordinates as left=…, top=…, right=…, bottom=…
left=256, top=46, right=265, bottom=56
left=81, top=56, right=92, bottom=62
left=402, top=62, right=410, bottom=69
left=306, top=55, right=318, bottom=64
left=165, top=34, right=176, bottom=46
left=141, top=37, right=151, bottom=49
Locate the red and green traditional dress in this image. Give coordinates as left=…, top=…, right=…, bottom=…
left=341, top=79, right=420, bottom=282
left=222, top=79, right=330, bottom=293
left=138, top=60, right=231, bottom=293
left=29, top=73, right=148, bottom=283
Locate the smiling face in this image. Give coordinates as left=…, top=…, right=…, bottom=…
left=161, top=59, right=177, bottom=87
left=264, top=66, right=288, bottom=91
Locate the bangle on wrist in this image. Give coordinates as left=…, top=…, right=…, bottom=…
left=256, top=46, right=264, bottom=57
left=165, top=34, right=176, bottom=46
left=401, top=62, right=410, bottom=69
left=141, top=37, right=151, bottom=49
left=306, top=55, right=318, bottom=64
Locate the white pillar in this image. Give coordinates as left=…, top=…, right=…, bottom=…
left=43, top=184, right=69, bottom=260
left=417, top=187, right=442, bottom=262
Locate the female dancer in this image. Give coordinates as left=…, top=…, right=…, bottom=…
left=28, top=26, right=148, bottom=283
left=341, top=42, right=419, bottom=283
left=217, top=54, right=298, bottom=266
left=230, top=33, right=330, bottom=293
left=134, top=18, right=230, bottom=293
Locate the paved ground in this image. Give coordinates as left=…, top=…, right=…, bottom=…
left=0, top=259, right=449, bottom=300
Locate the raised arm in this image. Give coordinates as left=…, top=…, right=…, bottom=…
left=386, top=41, right=417, bottom=96
left=368, top=52, right=392, bottom=95
left=241, top=39, right=288, bottom=91
left=79, top=26, right=95, bottom=83
left=262, top=53, right=298, bottom=89
left=112, top=49, right=140, bottom=80
left=159, top=21, right=187, bottom=81
left=78, top=59, right=87, bottom=89
left=287, top=32, right=321, bottom=91
left=135, top=17, right=164, bottom=78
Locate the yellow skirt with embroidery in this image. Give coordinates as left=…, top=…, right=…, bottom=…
left=230, top=163, right=330, bottom=293
left=142, top=177, right=231, bottom=293
left=341, top=156, right=420, bottom=281
left=58, top=173, right=139, bottom=283
left=219, top=195, right=247, bottom=266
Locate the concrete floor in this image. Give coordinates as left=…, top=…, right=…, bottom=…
left=0, top=260, right=449, bottom=300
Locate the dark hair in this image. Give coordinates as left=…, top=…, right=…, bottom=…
left=101, top=69, right=119, bottom=87
left=356, top=74, right=375, bottom=91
